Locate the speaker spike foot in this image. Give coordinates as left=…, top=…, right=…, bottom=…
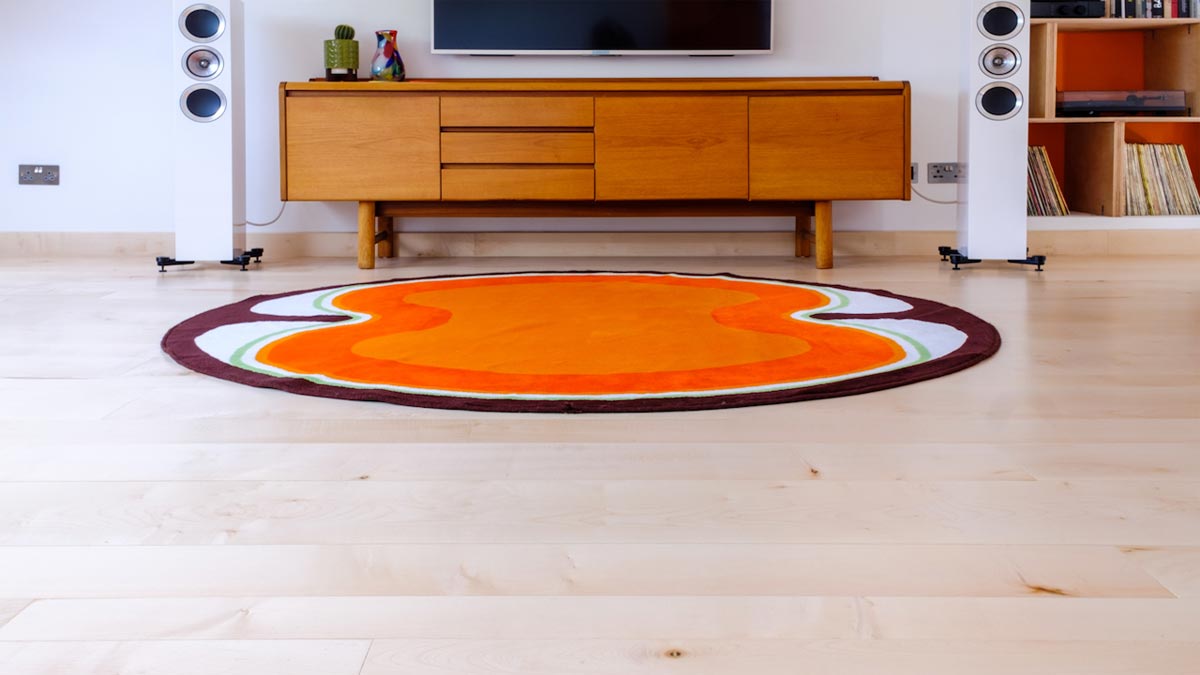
left=1008, top=255, right=1047, bottom=272
left=220, top=254, right=253, bottom=271
left=948, top=254, right=982, bottom=271
left=156, top=256, right=195, bottom=273
left=938, top=246, right=961, bottom=261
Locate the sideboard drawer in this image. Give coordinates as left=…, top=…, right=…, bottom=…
left=750, top=95, right=908, bottom=200
left=595, top=95, right=748, bottom=200
left=442, top=132, right=595, bottom=164
left=441, top=96, right=594, bottom=128
left=442, top=167, right=595, bottom=200
left=284, top=95, right=441, bottom=201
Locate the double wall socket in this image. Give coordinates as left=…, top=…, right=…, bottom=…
left=928, top=162, right=965, bottom=184
left=19, top=164, right=60, bottom=186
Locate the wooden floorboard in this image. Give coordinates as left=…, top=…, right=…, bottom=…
left=1, top=479, right=1196, bottom=546
left=0, top=442, right=1041, bottom=482
left=3, top=597, right=1200, bottom=641
left=0, top=255, right=1197, bottom=673
left=0, top=641, right=370, bottom=675
left=0, top=544, right=1170, bottom=599
left=359, top=639, right=1200, bottom=675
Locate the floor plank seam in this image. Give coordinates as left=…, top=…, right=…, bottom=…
left=0, top=600, right=35, bottom=631
left=356, top=638, right=374, bottom=675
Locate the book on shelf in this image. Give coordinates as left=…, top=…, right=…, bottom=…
left=1124, top=143, right=1200, bottom=215
left=1105, top=1, right=1194, bottom=27
left=1027, top=146, right=1070, bottom=217
left=1134, top=0, right=1183, bottom=15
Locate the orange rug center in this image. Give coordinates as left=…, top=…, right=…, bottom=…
left=255, top=274, right=906, bottom=396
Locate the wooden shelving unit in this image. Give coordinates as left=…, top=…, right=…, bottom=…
left=1028, top=17, right=1200, bottom=218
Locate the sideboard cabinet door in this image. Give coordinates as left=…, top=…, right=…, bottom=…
left=595, top=96, right=748, bottom=200
left=750, top=95, right=908, bottom=201
left=284, top=95, right=441, bottom=201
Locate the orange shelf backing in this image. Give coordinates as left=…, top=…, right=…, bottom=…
left=1057, top=32, right=1146, bottom=92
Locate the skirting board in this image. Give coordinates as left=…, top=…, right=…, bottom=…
left=2, top=230, right=1199, bottom=259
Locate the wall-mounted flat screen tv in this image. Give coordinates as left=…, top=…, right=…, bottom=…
left=432, top=0, right=774, bottom=56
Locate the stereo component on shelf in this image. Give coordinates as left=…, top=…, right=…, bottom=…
left=1030, top=1, right=1105, bottom=18
left=1057, top=90, right=1189, bottom=116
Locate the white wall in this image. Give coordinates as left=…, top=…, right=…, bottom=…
left=1, top=0, right=963, bottom=235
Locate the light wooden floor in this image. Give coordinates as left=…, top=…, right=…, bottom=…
left=0, top=254, right=1197, bottom=674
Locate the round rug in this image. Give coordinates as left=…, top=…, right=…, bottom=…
left=162, top=271, right=1000, bottom=413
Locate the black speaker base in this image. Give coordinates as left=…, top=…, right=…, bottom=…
left=156, top=249, right=264, bottom=273
left=220, top=255, right=252, bottom=271
left=156, top=257, right=195, bottom=273
left=1008, top=255, right=1047, bottom=272
left=220, top=248, right=265, bottom=271
left=938, top=247, right=1046, bottom=272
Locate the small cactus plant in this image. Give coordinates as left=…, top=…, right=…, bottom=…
left=324, top=24, right=360, bottom=81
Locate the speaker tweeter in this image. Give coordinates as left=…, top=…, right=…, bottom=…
left=980, top=45, right=1020, bottom=78
left=183, top=47, right=223, bottom=80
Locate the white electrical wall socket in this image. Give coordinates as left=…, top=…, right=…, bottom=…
left=19, top=164, right=60, bottom=185
left=928, top=162, right=965, bottom=184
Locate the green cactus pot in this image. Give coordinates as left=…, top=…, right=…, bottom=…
left=324, top=39, right=359, bottom=81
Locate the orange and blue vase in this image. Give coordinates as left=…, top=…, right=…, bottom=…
left=371, top=30, right=405, bottom=81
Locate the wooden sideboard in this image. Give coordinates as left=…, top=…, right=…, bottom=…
left=279, top=78, right=911, bottom=269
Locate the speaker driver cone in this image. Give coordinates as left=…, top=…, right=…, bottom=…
left=980, top=45, right=1020, bottom=78
left=976, top=82, right=1024, bottom=120
left=179, top=4, right=226, bottom=42
left=181, top=84, right=227, bottom=123
left=183, top=47, right=223, bottom=80
left=978, top=2, right=1025, bottom=40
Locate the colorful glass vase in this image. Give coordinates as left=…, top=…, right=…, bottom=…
left=371, top=30, right=405, bottom=82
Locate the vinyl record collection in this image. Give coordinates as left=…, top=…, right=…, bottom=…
left=1027, top=146, right=1070, bottom=216
left=1124, top=143, right=1200, bottom=215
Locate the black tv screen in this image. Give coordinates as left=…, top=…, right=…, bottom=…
left=432, top=0, right=774, bottom=55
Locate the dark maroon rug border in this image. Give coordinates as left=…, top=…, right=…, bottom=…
left=161, top=271, right=1001, bottom=414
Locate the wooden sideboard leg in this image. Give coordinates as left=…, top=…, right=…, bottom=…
left=376, top=216, right=394, bottom=259
left=358, top=201, right=376, bottom=270
left=815, top=201, right=834, bottom=270
left=795, top=212, right=812, bottom=258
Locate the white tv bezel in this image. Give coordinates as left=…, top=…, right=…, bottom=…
left=429, top=0, right=775, bottom=56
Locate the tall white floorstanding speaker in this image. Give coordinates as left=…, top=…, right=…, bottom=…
left=172, top=0, right=246, bottom=262
left=957, top=0, right=1031, bottom=261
